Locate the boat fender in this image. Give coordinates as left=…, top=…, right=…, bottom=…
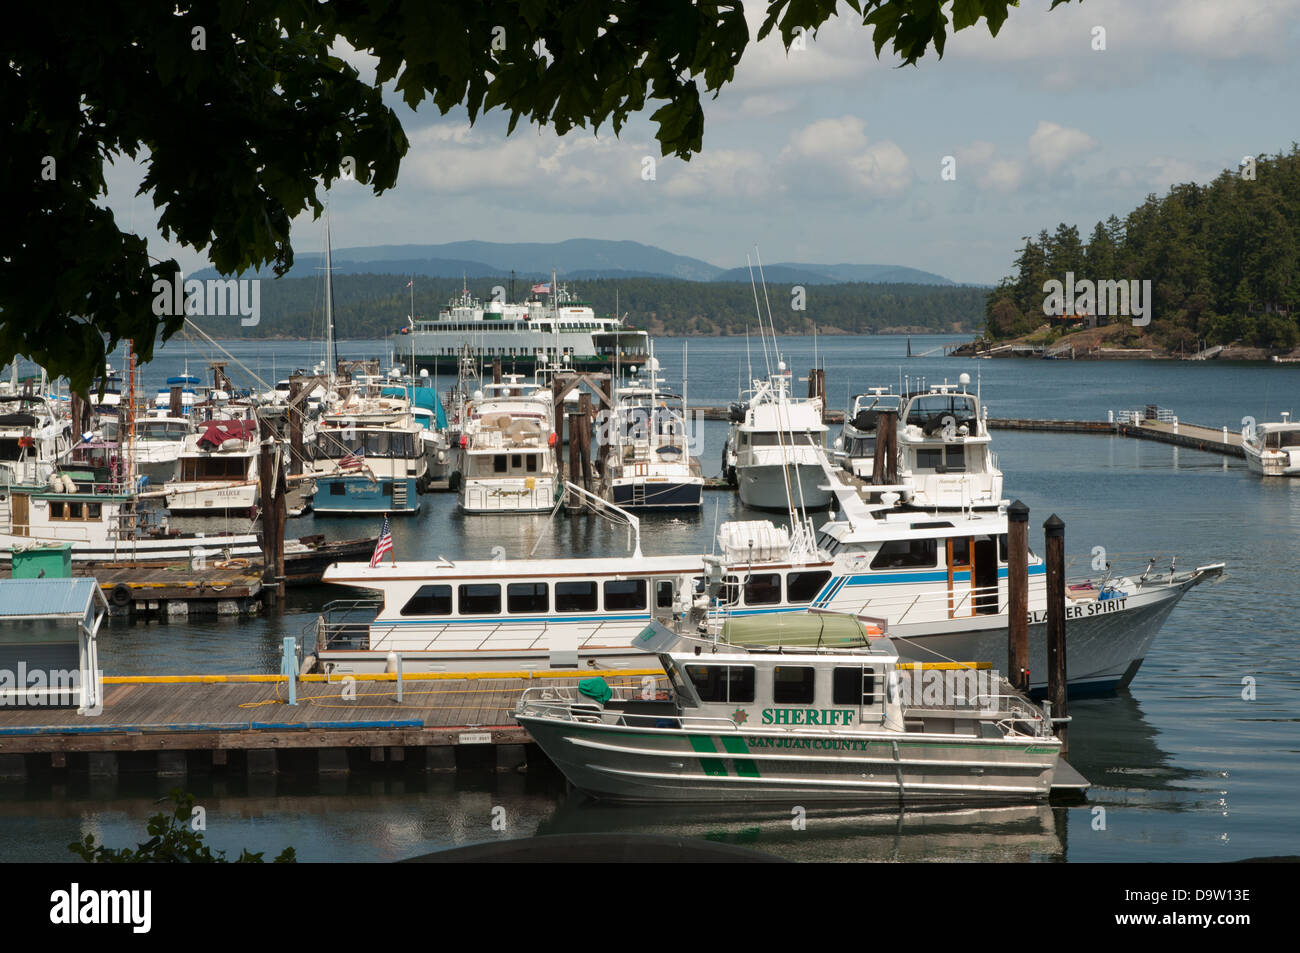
left=110, top=583, right=133, bottom=608
left=436, top=449, right=448, bottom=464
left=448, top=471, right=462, bottom=492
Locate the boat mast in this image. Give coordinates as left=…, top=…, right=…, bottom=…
left=324, top=208, right=337, bottom=386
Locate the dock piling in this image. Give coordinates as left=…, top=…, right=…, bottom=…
left=1043, top=514, right=1068, bottom=754
left=1007, top=500, right=1030, bottom=691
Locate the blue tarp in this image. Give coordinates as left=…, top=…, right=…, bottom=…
left=383, top=385, right=447, bottom=429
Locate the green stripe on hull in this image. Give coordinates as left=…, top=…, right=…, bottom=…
left=718, top=735, right=761, bottom=778
left=687, top=735, right=729, bottom=777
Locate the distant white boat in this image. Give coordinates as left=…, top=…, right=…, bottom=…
left=1243, top=412, right=1300, bottom=476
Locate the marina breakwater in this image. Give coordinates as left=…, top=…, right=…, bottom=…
left=988, top=411, right=1246, bottom=459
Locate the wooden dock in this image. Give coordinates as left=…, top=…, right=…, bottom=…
left=74, top=564, right=263, bottom=617
left=0, top=671, right=662, bottom=779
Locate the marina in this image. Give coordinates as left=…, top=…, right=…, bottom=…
left=0, top=335, right=1295, bottom=866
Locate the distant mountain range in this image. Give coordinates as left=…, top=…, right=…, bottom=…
left=192, top=238, right=957, bottom=286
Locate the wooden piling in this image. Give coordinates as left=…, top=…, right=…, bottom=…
left=870, top=409, right=899, bottom=485
left=168, top=385, right=183, bottom=419
left=287, top=379, right=303, bottom=476
left=578, top=391, right=594, bottom=492
left=1043, top=513, right=1068, bottom=753
left=258, top=418, right=286, bottom=606
left=807, top=367, right=827, bottom=422
left=492, top=357, right=502, bottom=385
left=1007, top=500, right=1030, bottom=691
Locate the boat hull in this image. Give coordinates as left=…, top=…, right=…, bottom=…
left=608, top=479, right=703, bottom=511
left=313, top=475, right=421, bottom=514
left=515, top=718, right=1059, bottom=803
left=459, top=478, right=557, bottom=513
left=737, top=463, right=833, bottom=510
left=316, top=575, right=1202, bottom=694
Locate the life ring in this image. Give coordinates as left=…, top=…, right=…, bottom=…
left=110, top=583, right=133, bottom=608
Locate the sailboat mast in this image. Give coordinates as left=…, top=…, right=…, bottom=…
left=324, top=210, right=337, bottom=382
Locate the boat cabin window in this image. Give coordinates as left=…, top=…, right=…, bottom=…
left=458, top=584, right=501, bottom=615
left=998, top=534, right=1008, bottom=562
left=48, top=501, right=102, bottom=521
left=526, top=455, right=538, bottom=473
left=1264, top=429, right=1300, bottom=448
left=786, top=570, right=833, bottom=603
left=493, top=455, right=507, bottom=474
left=555, top=581, right=598, bottom=613
left=915, top=445, right=965, bottom=472
left=773, top=666, right=815, bottom=704
left=743, top=573, right=782, bottom=606
left=181, top=457, right=248, bottom=481
left=685, top=665, right=756, bottom=704
left=507, top=582, right=548, bottom=613
left=751, top=432, right=818, bottom=447
left=400, top=585, right=452, bottom=616
left=832, top=667, right=877, bottom=706
left=604, top=579, right=647, bottom=611
left=655, top=580, right=675, bottom=609
left=870, top=538, right=938, bottom=570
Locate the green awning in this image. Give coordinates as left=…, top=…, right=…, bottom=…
left=721, top=613, right=872, bottom=648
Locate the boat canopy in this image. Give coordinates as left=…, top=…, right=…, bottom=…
left=720, top=613, right=877, bottom=649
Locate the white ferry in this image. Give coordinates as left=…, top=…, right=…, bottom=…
left=399, top=283, right=649, bottom=375
left=453, top=375, right=558, bottom=513
left=515, top=617, right=1081, bottom=803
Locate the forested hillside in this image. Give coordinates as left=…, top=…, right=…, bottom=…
left=196, top=275, right=986, bottom=339
left=984, top=146, right=1300, bottom=351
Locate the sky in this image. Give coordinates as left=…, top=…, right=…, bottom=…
left=102, top=0, right=1300, bottom=286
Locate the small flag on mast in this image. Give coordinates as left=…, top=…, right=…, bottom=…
left=370, top=516, right=393, bottom=568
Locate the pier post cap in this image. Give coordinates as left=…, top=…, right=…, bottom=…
left=1007, top=500, right=1030, bottom=522
left=1043, top=514, right=1065, bottom=537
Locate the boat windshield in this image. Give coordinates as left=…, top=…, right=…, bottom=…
left=1264, top=429, right=1300, bottom=449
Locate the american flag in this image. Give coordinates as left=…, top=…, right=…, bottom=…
left=370, top=516, right=393, bottom=568
left=531, top=282, right=550, bottom=294
left=340, top=447, right=365, bottom=469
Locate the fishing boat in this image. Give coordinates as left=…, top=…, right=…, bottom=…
left=723, top=362, right=831, bottom=511
left=1243, top=412, right=1300, bottom=476
left=454, top=375, right=558, bottom=513
left=103, top=411, right=191, bottom=487
left=514, top=615, right=1083, bottom=803
left=598, top=357, right=703, bottom=511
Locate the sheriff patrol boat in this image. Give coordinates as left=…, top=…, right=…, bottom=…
left=514, top=615, right=1086, bottom=803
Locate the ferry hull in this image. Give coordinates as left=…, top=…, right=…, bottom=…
left=313, top=475, right=421, bottom=514
left=515, top=719, right=1059, bottom=803
left=737, top=464, right=833, bottom=510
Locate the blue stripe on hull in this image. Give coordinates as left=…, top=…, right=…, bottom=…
left=313, top=476, right=421, bottom=513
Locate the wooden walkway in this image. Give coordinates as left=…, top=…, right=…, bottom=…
left=0, top=673, right=660, bottom=756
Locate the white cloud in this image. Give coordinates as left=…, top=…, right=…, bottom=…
left=1028, top=121, right=1097, bottom=173
left=979, top=159, right=1024, bottom=193
left=781, top=116, right=911, bottom=196
left=661, top=149, right=772, bottom=200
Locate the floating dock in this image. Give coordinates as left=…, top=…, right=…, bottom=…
left=0, top=671, right=661, bottom=780
left=988, top=414, right=1246, bottom=458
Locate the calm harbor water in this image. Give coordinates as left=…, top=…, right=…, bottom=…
left=2, top=336, right=1297, bottom=862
